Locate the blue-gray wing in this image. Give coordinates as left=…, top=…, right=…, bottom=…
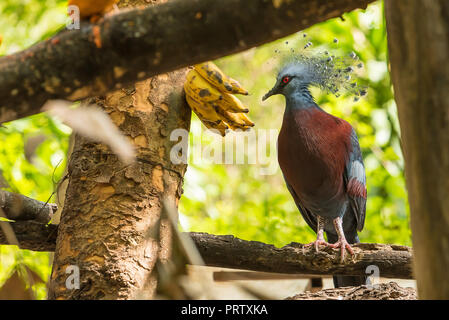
left=344, top=129, right=367, bottom=231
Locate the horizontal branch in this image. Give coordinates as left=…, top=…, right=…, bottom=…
left=0, top=0, right=373, bottom=123
left=0, top=221, right=58, bottom=252
left=0, top=190, right=56, bottom=224
left=0, top=192, right=413, bottom=278
left=0, top=220, right=414, bottom=279
left=190, top=232, right=414, bottom=279
left=213, top=271, right=330, bottom=281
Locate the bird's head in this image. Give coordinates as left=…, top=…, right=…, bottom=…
left=262, top=63, right=313, bottom=101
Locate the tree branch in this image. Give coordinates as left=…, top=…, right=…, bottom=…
left=0, top=191, right=414, bottom=279
left=0, top=220, right=413, bottom=279
left=190, top=232, right=414, bottom=279
left=0, top=0, right=374, bottom=123
left=0, top=190, right=56, bottom=224
left=0, top=221, right=58, bottom=252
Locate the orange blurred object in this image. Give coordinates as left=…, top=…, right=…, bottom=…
left=68, top=0, right=119, bottom=20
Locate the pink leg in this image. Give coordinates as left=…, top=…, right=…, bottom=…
left=329, top=217, right=355, bottom=263
left=304, top=216, right=332, bottom=252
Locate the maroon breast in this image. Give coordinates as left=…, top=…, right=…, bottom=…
left=278, top=107, right=352, bottom=204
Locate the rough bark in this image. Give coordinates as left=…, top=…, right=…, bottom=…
left=0, top=221, right=57, bottom=251
left=190, top=232, right=414, bottom=279
left=0, top=190, right=56, bottom=224
left=286, top=282, right=417, bottom=300
left=0, top=0, right=374, bottom=123
left=47, top=0, right=190, bottom=300
left=385, top=0, right=449, bottom=299
left=2, top=222, right=413, bottom=279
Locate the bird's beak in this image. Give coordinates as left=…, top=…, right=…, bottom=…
left=262, top=81, right=281, bottom=101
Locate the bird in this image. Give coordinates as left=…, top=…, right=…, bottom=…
left=263, top=62, right=367, bottom=288
left=68, top=0, right=119, bottom=21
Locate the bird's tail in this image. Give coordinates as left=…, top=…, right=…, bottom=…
left=326, top=232, right=367, bottom=288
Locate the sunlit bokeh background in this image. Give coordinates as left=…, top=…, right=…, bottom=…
left=0, top=0, right=409, bottom=298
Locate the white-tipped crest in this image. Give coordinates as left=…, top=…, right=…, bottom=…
left=272, top=36, right=368, bottom=100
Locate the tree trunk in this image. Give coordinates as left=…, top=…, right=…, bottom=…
left=47, top=0, right=190, bottom=300
left=385, top=0, right=449, bottom=299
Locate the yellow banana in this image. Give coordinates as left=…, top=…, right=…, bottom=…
left=184, top=69, right=248, bottom=113
left=214, top=106, right=254, bottom=130
left=194, top=62, right=248, bottom=95
left=201, top=119, right=228, bottom=137
left=185, top=94, right=228, bottom=136
left=234, top=112, right=255, bottom=128
left=184, top=64, right=254, bottom=136
left=220, top=92, right=249, bottom=113
left=185, top=93, right=221, bottom=123
left=184, top=69, right=222, bottom=103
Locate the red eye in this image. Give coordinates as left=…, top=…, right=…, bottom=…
left=282, top=76, right=290, bottom=84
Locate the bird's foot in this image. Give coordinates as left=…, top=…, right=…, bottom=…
left=329, top=239, right=354, bottom=263
left=303, top=238, right=332, bottom=253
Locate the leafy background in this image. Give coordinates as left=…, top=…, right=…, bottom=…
left=0, top=0, right=409, bottom=299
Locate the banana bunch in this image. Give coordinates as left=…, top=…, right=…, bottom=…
left=184, top=62, right=254, bottom=136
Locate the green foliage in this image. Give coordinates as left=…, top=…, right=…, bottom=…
left=0, top=0, right=68, bottom=56
left=0, top=0, right=410, bottom=299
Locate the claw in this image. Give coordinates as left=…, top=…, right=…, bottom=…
left=331, top=217, right=356, bottom=263
left=329, top=240, right=354, bottom=263
left=304, top=239, right=332, bottom=252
